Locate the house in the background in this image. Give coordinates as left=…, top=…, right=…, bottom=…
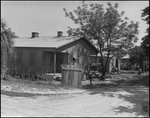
left=90, top=52, right=120, bottom=73
left=88, top=39, right=121, bottom=73
left=120, top=54, right=130, bottom=70
left=8, top=31, right=98, bottom=75
left=120, top=54, right=141, bottom=70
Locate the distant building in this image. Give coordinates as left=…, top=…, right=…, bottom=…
left=120, top=54, right=136, bottom=70
left=90, top=53, right=120, bottom=73
left=120, top=54, right=130, bottom=70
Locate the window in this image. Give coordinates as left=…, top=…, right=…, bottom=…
left=29, top=51, right=36, bottom=65
left=16, top=51, right=22, bottom=64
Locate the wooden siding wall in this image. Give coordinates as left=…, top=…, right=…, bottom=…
left=62, top=43, right=91, bottom=72
left=8, top=47, right=56, bottom=75
left=58, top=39, right=97, bottom=55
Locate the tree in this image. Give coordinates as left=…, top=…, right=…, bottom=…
left=1, top=18, right=18, bottom=79
left=129, top=46, right=146, bottom=72
left=63, top=2, right=139, bottom=78
left=141, top=6, right=149, bottom=57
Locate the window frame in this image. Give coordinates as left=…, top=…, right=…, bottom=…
left=16, top=51, right=22, bottom=65
left=29, top=50, right=36, bottom=66
left=9, top=55, right=15, bottom=64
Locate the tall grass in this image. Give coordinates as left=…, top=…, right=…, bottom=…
left=1, top=67, right=53, bottom=82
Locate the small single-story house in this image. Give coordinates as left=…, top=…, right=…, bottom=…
left=120, top=54, right=130, bottom=70
left=120, top=54, right=143, bottom=70
left=90, top=53, right=121, bottom=73
left=8, top=31, right=98, bottom=75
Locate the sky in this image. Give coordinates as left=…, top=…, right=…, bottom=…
left=1, top=1, right=149, bottom=46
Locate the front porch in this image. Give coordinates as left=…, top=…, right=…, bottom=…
left=42, top=51, right=68, bottom=74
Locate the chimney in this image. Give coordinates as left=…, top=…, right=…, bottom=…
left=57, top=31, right=63, bottom=37
left=32, top=32, right=39, bottom=38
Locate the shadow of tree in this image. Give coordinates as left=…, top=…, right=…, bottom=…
left=82, top=74, right=149, bottom=117
left=113, top=87, right=149, bottom=117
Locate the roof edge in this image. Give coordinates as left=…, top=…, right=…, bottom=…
left=81, top=37, right=99, bottom=53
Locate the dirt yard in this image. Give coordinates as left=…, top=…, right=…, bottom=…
left=1, top=72, right=149, bottom=117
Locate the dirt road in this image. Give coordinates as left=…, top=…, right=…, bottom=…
left=1, top=87, right=149, bottom=117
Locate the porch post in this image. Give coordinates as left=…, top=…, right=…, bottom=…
left=54, top=49, right=56, bottom=76
left=109, top=58, right=112, bottom=73
left=96, top=53, right=98, bottom=63
left=118, top=59, right=121, bottom=73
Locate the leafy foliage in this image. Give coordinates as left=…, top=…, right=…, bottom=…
left=1, top=18, right=18, bottom=79
left=141, top=6, right=149, bottom=57
left=129, top=46, right=142, bottom=64
left=128, top=46, right=147, bottom=72
left=63, top=2, right=139, bottom=77
left=1, top=19, right=18, bottom=53
left=141, top=6, right=149, bottom=24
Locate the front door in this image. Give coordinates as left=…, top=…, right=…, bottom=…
left=43, top=52, right=54, bottom=73
left=56, top=52, right=68, bottom=73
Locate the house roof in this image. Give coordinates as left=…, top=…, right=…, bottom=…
left=90, top=52, right=114, bottom=57
left=122, top=54, right=130, bottom=59
left=13, top=36, right=79, bottom=48
left=13, top=36, right=98, bottom=53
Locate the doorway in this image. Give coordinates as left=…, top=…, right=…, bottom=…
left=43, top=52, right=54, bottom=73
left=56, top=52, right=68, bottom=73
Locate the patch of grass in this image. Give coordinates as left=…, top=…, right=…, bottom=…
left=121, top=70, right=138, bottom=74
left=110, top=74, right=149, bottom=87
left=126, top=75, right=149, bottom=86
left=82, top=73, right=149, bottom=89
left=1, top=74, right=82, bottom=94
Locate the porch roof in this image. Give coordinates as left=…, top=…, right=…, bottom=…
left=90, top=52, right=114, bottom=57
left=122, top=54, right=130, bottom=59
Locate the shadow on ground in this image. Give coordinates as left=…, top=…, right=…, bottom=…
left=1, top=90, right=71, bottom=97
left=82, top=74, right=149, bottom=117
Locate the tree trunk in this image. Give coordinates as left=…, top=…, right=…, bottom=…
left=102, top=70, right=106, bottom=76
left=100, top=55, right=105, bottom=76
left=139, top=60, right=144, bottom=73
left=139, top=54, right=144, bottom=73
left=117, top=59, right=120, bottom=74
left=100, top=57, right=107, bottom=81
left=89, top=77, right=92, bottom=86
left=102, top=59, right=108, bottom=78
left=104, top=50, right=110, bottom=75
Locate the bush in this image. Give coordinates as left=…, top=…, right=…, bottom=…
left=1, top=68, right=9, bottom=80
left=90, top=63, right=102, bottom=72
